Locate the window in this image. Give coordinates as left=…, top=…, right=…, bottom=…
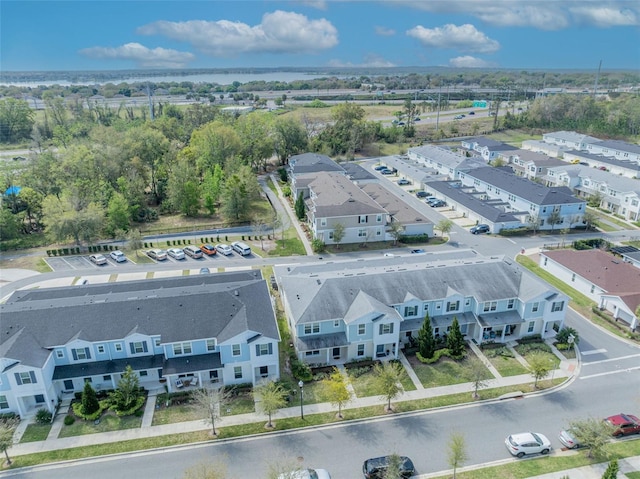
left=532, top=302, right=539, bottom=313
left=0, top=396, right=8, bottom=409
left=83, top=377, right=92, bottom=383
left=15, top=371, right=36, bottom=385
left=483, top=301, right=497, bottom=312
left=404, top=305, right=418, bottom=317
left=590, top=285, right=595, bottom=293
left=173, top=342, right=192, bottom=355
left=232, top=344, right=241, bottom=356
left=465, top=298, right=470, bottom=306
left=234, top=367, right=243, bottom=379
left=97, top=345, right=105, bottom=354
left=130, top=341, right=148, bottom=354
left=571, top=273, right=576, bottom=282
left=103, top=375, right=111, bottom=381
left=139, top=371, right=148, bottom=377
left=357, top=344, right=365, bottom=357
left=206, top=339, right=216, bottom=351
left=115, top=343, right=123, bottom=352
left=72, top=348, right=91, bottom=360
left=527, top=321, right=535, bottom=333
left=358, top=324, right=366, bottom=335
left=305, top=350, right=320, bottom=357
left=552, top=301, right=565, bottom=312
left=320, top=218, right=327, bottom=226
left=507, top=299, right=515, bottom=310
left=328, top=231, right=334, bottom=240
left=379, top=323, right=394, bottom=335
left=256, top=343, right=273, bottom=356
left=376, top=214, right=382, bottom=222
left=446, top=301, right=460, bottom=312
left=358, top=229, right=367, bottom=237
left=259, top=366, right=268, bottom=377
left=56, top=350, right=64, bottom=359
left=155, top=338, right=161, bottom=348
left=358, top=215, right=368, bottom=224
left=334, top=320, right=340, bottom=328
left=304, top=323, right=320, bottom=334
left=173, top=343, right=182, bottom=355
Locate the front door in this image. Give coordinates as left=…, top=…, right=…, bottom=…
left=332, top=347, right=340, bottom=359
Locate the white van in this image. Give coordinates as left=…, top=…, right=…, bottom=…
left=231, top=241, right=251, bottom=256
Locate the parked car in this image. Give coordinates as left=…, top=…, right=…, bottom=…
left=397, top=179, right=411, bottom=185
left=414, top=117, right=421, bottom=121
left=362, top=455, right=415, bottom=479
left=199, top=267, right=210, bottom=275
left=380, top=168, right=394, bottom=175
left=489, top=111, right=497, bottom=116
left=90, top=254, right=107, bottom=265
left=109, top=250, right=126, bottom=263
left=183, top=245, right=203, bottom=259
left=598, top=166, right=608, bottom=171
left=167, top=248, right=186, bottom=260
left=558, top=428, right=580, bottom=449
left=146, top=249, right=167, bottom=261
left=604, top=413, right=640, bottom=437
left=231, top=241, right=252, bottom=256
left=415, top=191, right=428, bottom=198
left=374, top=165, right=387, bottom=171
left=216, top=243, right=233, bottom=256
left=470, top=224, right=491, bottom=234
left=277, top=469, right=330, bottom=479
left=505, top=432, right=551, bottom=458
left=200, top=244, right=217, bottom=255
left=410, top=249, right=426, bottom=254
left=468, top=111, right=475, bottom=115
left=398, top=121, right=405, bottom=126
left=430, top=200, right=447, bottom=208
left=454, top=115, right=464, bottom=120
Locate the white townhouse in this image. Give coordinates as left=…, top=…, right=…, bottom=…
left=407, top=145, right=485, bottom=180
left=459, top=167, right=586, bottom=231
left=460, top=137, right=516, bottom=163
left=562, top=150, right=640, bottom=179
left=499, top=149, right=567, bottom=180
left=0, top=272, right=280, bottom=418
left=275, top=254, right=568, bottom=366
left=546, top=165, right=640, bottom=222
left=542, top=131, right=600, bottom=151
left=539, top=249, right=639, bottom=331
left=521, top=139, right=570, bottom=158
left=585, top=139, right=640, bottom=164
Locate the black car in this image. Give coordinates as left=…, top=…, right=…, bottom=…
left=363, top=456, right=415, bottom=479
left=415, top=191, right=428, bottom=198
left=470, top=224, right=490, bottom=234
left=429, top=200, right=446, bottom=207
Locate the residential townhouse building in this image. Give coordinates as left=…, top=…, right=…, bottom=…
left=288, top=152, right=345, bottom=175
left=275, top=255, right=568, bottom=366
left=539, top=250, right=639, bottom=331
left=585, top=139, right=640, bottom=164
left=521, top=139, right=569, bottom=158
left=562, top=150, right=640, bottom=179
left=498, top=149, right=567, bottom=180
left=407, top=145, right=485, bottom=180
left=460, top=137, right=514, bottom=163
left=0, top=272, right=279, bottom=418
left=459, top=167, right=586, bottom=231
left=542, top=131, right=600, bottom=151
left=545, top=165, right=640, bottom=222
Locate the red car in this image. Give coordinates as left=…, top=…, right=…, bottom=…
left=604, top=414, right=640, bottom=437
left=200, top=244, right=217, bottom=255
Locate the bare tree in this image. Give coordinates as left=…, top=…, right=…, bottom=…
left=466, top=358, right=489, bottom=399
left=388, top=221, right=404, bottom=246
left=191, top=386, right=232, bottom=436
left=251, top=219, right=268, bottom=250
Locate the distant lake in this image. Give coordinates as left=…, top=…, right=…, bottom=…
left=0, top=71, right=345, bottom=87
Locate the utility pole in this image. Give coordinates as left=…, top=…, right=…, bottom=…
left=593, top=60, right=602, bottom=98
left=435, top=86, right=441, bottom=132
left=147, top=83, right=154, bottom=121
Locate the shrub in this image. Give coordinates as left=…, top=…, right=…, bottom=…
left=416, top=348, right=467, bottom=364
left=35, top=408, right=52, bottom=424
left=64, top=415, right=75, bottom=426
left=348, top=366, right=372, bottom=378
left=498, top=227, right=530, bottom=236
left=400, top=234, right=430, bottom=244
left=72, top=399, right=108, bottom=421
left=311, top=238, right=326, bottom=253
left=290, top=357, right=313, bottom=382
left=555, top=326, right=579, bottom=346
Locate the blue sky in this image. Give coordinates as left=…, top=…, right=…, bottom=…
left=2, top=0, right=639, bottom=71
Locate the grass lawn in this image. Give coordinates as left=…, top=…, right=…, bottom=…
left=347, top=362, right=416, bottom=397
left=514, top=342, right=560, bottom=369
left=267, top=235, right=306, bottom=256
left=487, top=355, right=529, bottom=377
left=409, top=354, right=493, bottom=388
left=151, top=404, right=202, bottom=426
left=19, top=423, right=52, bottom=443
left=58, top=413, right=142, bottom=438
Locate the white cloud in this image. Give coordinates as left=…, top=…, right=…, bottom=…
left=137, top=10, right=338, bottom=57
left=375, top=26, right=396, bottom=36
left=295, top=0, right=328, bottom=9
left=79, top=43, right=195, bottom=68
left=449, top=56, right=494, bottom=68
left=328, top=53, right=396, bottom=67
left=388, top=0, right=640, bottom=30
left=407, top=24, right=500, bottom=53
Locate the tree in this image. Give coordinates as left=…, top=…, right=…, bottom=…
left=0, top=98, right=35, bottom=143
left=191, top=387, right=232, bottom=436
left=272, top=117, right=308, bottom=165
left=527, top=352, right=551, bottom=388
left=436, top=219, right=453, bottom=237
left=110, top=365, right=142, bottom=412
left=547, top=209, right=563, bottom=231
left=81, top=381, right=100, bottom=415
left=382, top=453, right=406, bottom=479
left=320, top=367, right=351, bottom=418
left=582, top=210, right=598, bottom=231
left=587, top=192, right=603, bottom=208
left=106, top=192, right=131, bottom=237
left=447, top=432, right=468, bottom=479
left=167, top=158, right=200, bottom=216
left=555, top=327, right=579, bottom=347
left=373, top=361, right=406, bottom=412
left=294, top=192, right=306, bottom=220
left=202, top=165, right=224, bottom=216
left=251, top=219, right=268, bottom=250
left=42, top=194, right=105, bottom=245
left=220, top=174, right=249, bottom=222
left=388, top=220, right=405, bottom=246
left=253, top=380, right=287, bottom=428
left=332, top=223, right=345, bottom=249
left=417, top=313, right=436, bottom=359
left=568, top=417, right=616, bottom=459
left=182, top=459, right=228, bottom=479
left=0, top=208, right=22, bottom=241
left=602, top=459, right=619, bottom=479
left=466, top=358, right=489, bottom=399
left=446, top=317, right=466, bottom=357
left=0, top=417, right=18, bottom=466
left=127, top=229, right=143, bottom=257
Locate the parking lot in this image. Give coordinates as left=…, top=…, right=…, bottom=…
left=44, top=248, right=256, bottom=272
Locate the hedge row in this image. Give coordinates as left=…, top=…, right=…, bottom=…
left=46, top=244, right=119, bottom=257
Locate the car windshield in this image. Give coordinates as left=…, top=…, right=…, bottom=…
left=531, top=433, right=542, bottom=444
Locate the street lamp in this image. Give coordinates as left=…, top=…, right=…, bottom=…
left=298, top=380, right=304, bottom=420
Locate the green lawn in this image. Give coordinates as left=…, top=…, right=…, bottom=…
left=347, top=362, right=416, bottom=397
left=514, top=342, right=560, bottom=369
left=410, top=356, right=493, bottom=388
left=487, top=355, right=529, bottom=376
left=151, top=404, right=202, bottom=426
left=19, top=423, right=52, bottom=443
left=59, top=413, right=142, bottom=438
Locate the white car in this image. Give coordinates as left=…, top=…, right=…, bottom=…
left=109, top=250, right=126, bottom=263
left=146, top=249, right=168, bottom=261
left=167, top=248, right=186, bottom=260
left=89, top=254, right=107, bottom=265
left=216, top=243, right=233, bottom=256
left=277, top=469, right=331, bottom=479
left=505, top=432, right=551, bottom=458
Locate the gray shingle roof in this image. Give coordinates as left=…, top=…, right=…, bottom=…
left=361, top=183, right=431, bottom=226
left=564, top=150, right=640, bottom=172
left=1, top=272, right=278, bottom=368
left=289, top=153, right=344, bottom=174
left=309, top=172, right=387, bottom=217
left=591, top=139, right=640, bottom=155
